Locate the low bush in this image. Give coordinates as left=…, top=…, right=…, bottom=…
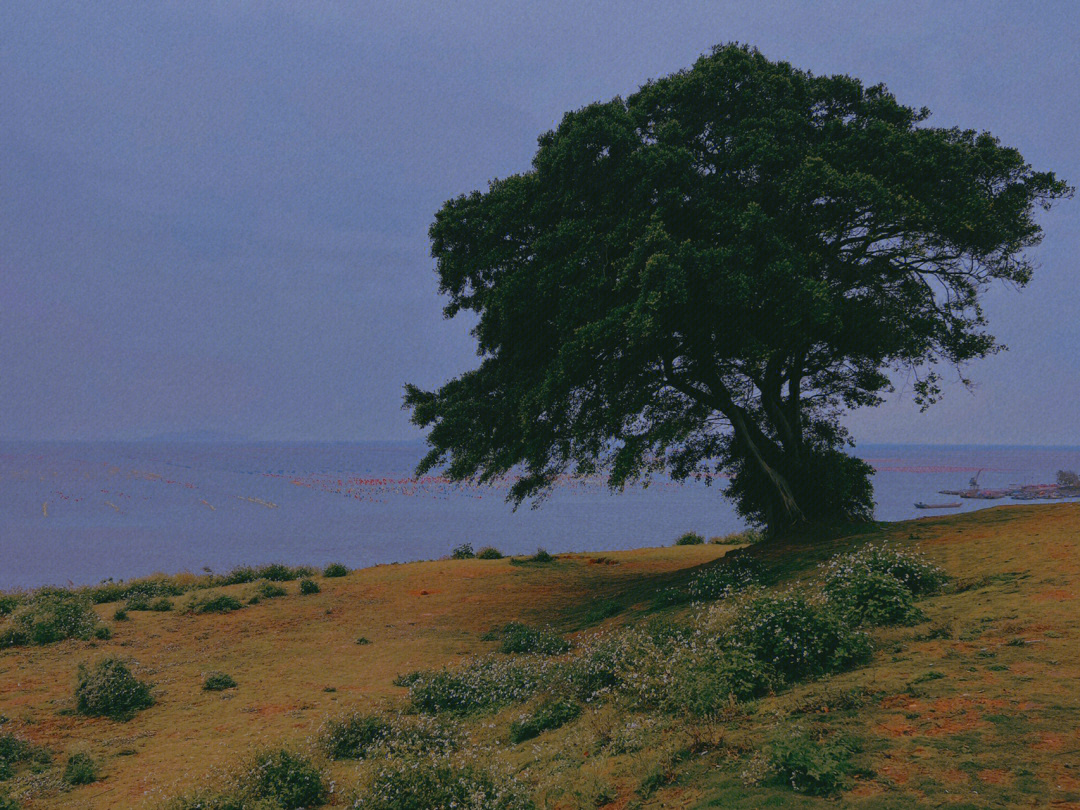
left=256, top=582, right=287, bottom=599
left=203, top=672, right=237, bottom=692
left=476, top=546, right=504, bottom=560
left=450, top=543, right=475, bottom=559
left=298, top=579, right=320, bottom=595
left=4, top=589, right=100, bottom=646
left=509, top=548, right=556, bottom=566
left=321, top=712, right=456, bottom=761
left=825, top=568, right=923, bottom=626
left=323, top=563, right=349, bottom=578
left=125, top=591, right=174, bottom=612
left=403, top=657, right=547, bottom=715
left=824, top=545, right=947, bottom=596
left=188, top=594, right=243, bottom=614
left=0, top=732, right=51, bottom=781
left=674, top=532, right=704, bottom=546
left=352, top=757, right=534, bottom=810
left=687, top=557, right=768, bottom=600
left=219, top=563, right=315, bottom=586
left=112, top=608, right=129, bottom=622
left=769, top=728, right=852, bottom=795
left=62, top=752, right=98, bottom=785
left=93, top=626, right=112, bottom=640
left=725, top=593, right=873, bottom=686
left=74, top=657, right=154, bottom=721
left=0, top=596, right=18, bottom=617
left=495, top=623, right=571, bottom=655
left=237, top=749, right=326, bottom=809
left=509, top=699, right=580, bottom=743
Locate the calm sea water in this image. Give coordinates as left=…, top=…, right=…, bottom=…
left=1, top=441, right=1077, bottom=590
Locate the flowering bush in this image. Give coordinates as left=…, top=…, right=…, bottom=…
left=402, top=656, right=554, bottom=715
left=75, top=657, right=154, bottom=721
left=824, top=545, right=946, bottom=596
left=237, top=749, right=326, bottom=809
left=768, top=727, right=852, bottom=795
left=825, top=568, right=922, bottom=626
left=508, top=699, right=580, bottom=743
left=493, top=623, right=571, bottom=655
left=351, top=756, right=534, bottom=810
left=3, top=589, right=100, bottom=646
left=321, top=712, right=457, bottom=760
left=687, top=557, right=768, bottom=601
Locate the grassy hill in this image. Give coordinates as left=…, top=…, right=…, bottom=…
left=1, top=504, right=1078, bottom=808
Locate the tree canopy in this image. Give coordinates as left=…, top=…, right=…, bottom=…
left=405, top=44, right=1070, bottom=535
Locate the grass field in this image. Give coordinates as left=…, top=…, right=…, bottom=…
left=1, top=504, right=1078, bottom=808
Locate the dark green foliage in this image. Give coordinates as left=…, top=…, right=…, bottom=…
left=86, top=578, right=183, bottom=605
left=113, top=608, right=129, bottom=621
left=93, top=626, right=112, bottom=640
left=256, top=582, right=287, bottom=599
left=190, top=594, right=243, bottom=614
left=219, top=564, right=314, bottom=585
left=405, top=43, right=1070, bottom=535
left=298, top=579, right=320, bottom=595
left=582, top=600, right=622, bottom=624
left=62, top=752, right=98, bottom=785
left=0, top=732, right=50, bottom=782
left=494, top=623, right=571, bottom=655
left=323, top=563, right=349, bottom=578
left=450, top=543, right=475, bottom=559
left=4, top=589, right=100, bottom=646
left=509, top=549, right=556, bottom=566
left=202, top=672, right=237, bottom=691
left=0, top=596, right=18, bottom=617
left=769, top=730, right=852, bottom=795
left=355, top=636, right=371, bottom=645
left=354, top=759, right=534, bottom=810
left=674, top=532, right=704, bottom=545
left=825, top=568, right=922, bottom=626
left=240, top=750, right=326, bottom=809
left=74, top=657, right=154, bottom=721
left=476, top=546, right=504, bottom=559
left=729, top=593, right=872, bottom=685
left=509, top=699, right=581, bottom=743
left=321, top=714, right=390, bottom=759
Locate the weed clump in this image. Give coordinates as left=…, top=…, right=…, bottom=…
left=74, top=657, right=154, bottom=721
left=510, top=548, right=556, bottom=566
left=299, top=579, right=320, bottom=595
left=62, top=752, right=98, bottom=785
left=203, top=672, right=237, bottom=692
left=476, top=546, right=504, bottom=560
left=674, top=532, right=704, bottom=545
left=450, top=543, right=475, bottom=559
left=188, top=594, right=243, bottom=614
left=509, top=699, right=580, bottom=743
left=323, top=563, right=349, bottom=578
left=2, top=589, right=100, bottom=646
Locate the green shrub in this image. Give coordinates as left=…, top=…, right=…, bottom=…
left=824, top=545, right=947, bottom=596
left=113, top=608, right=129, bottom=622
left=582, top=600, right=622, bottom=624
left=687, top=556, right=768, bottom=600
left=769, top=729, right=852, bottom=795
left=238, top=749, right=326, bottom=809
left=403, top=657, right=544, bottom=715
left=476, top=546, right=504, bottom=560
left=354, top=757, right=534, bottom=810
left=323, top=563, right=349, bottom=578
left=322, top=713, right=390, bottom=759
left=450, top=543, right=475, bottom=559
left=355, top=636, right=371, bottom=645
left=256, top=582, right=287, bottom=599
left=509, top=699, right=580, bottom=743
left=298, top=579, right=320, bottom=595
left=62, top=752, right=98, bottom=785
left=824, top=568, right=923, bottom=626
left=509, top=548, right=556, bottom=565
left=728, top=593, right=872, bottom=685
left=74, top=657, right=154, bottom=721
left=219, top=563, right=314, bottom=586
left=6, top=589, right=100, bottom=646
left=674, top=532, right=704, bottom=545
left=0, top=596, right=18, bottom=617
left=203, top=672, right=237, bottom=691
left=93, top=626, right=112, bottom=640
left=189, top=594, right=243, bottom=614
left=496, top=623, right=571, bottom=655
left=0, top=732, right=51, bottom=781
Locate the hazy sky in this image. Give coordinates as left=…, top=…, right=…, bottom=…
left=2, top=1, right=1077, bottom=444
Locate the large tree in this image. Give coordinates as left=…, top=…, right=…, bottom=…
left=405, top=44, right=1070, bottom=535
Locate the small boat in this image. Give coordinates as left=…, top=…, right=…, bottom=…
left=915, top=501, right=962, bottom=509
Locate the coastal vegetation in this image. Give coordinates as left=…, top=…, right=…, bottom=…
left=0, top=504, right=1078, bottom=807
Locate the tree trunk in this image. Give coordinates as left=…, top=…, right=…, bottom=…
left=728, top=408, right=805, bottom=535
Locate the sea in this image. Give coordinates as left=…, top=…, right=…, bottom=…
left=1, top=441, right=1078, bottom=591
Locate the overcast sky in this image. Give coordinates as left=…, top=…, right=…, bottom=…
left=2, top=1, right=1076, bottom=445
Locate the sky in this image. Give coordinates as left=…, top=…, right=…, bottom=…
left=1, top=1, right=1077, bottom=445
